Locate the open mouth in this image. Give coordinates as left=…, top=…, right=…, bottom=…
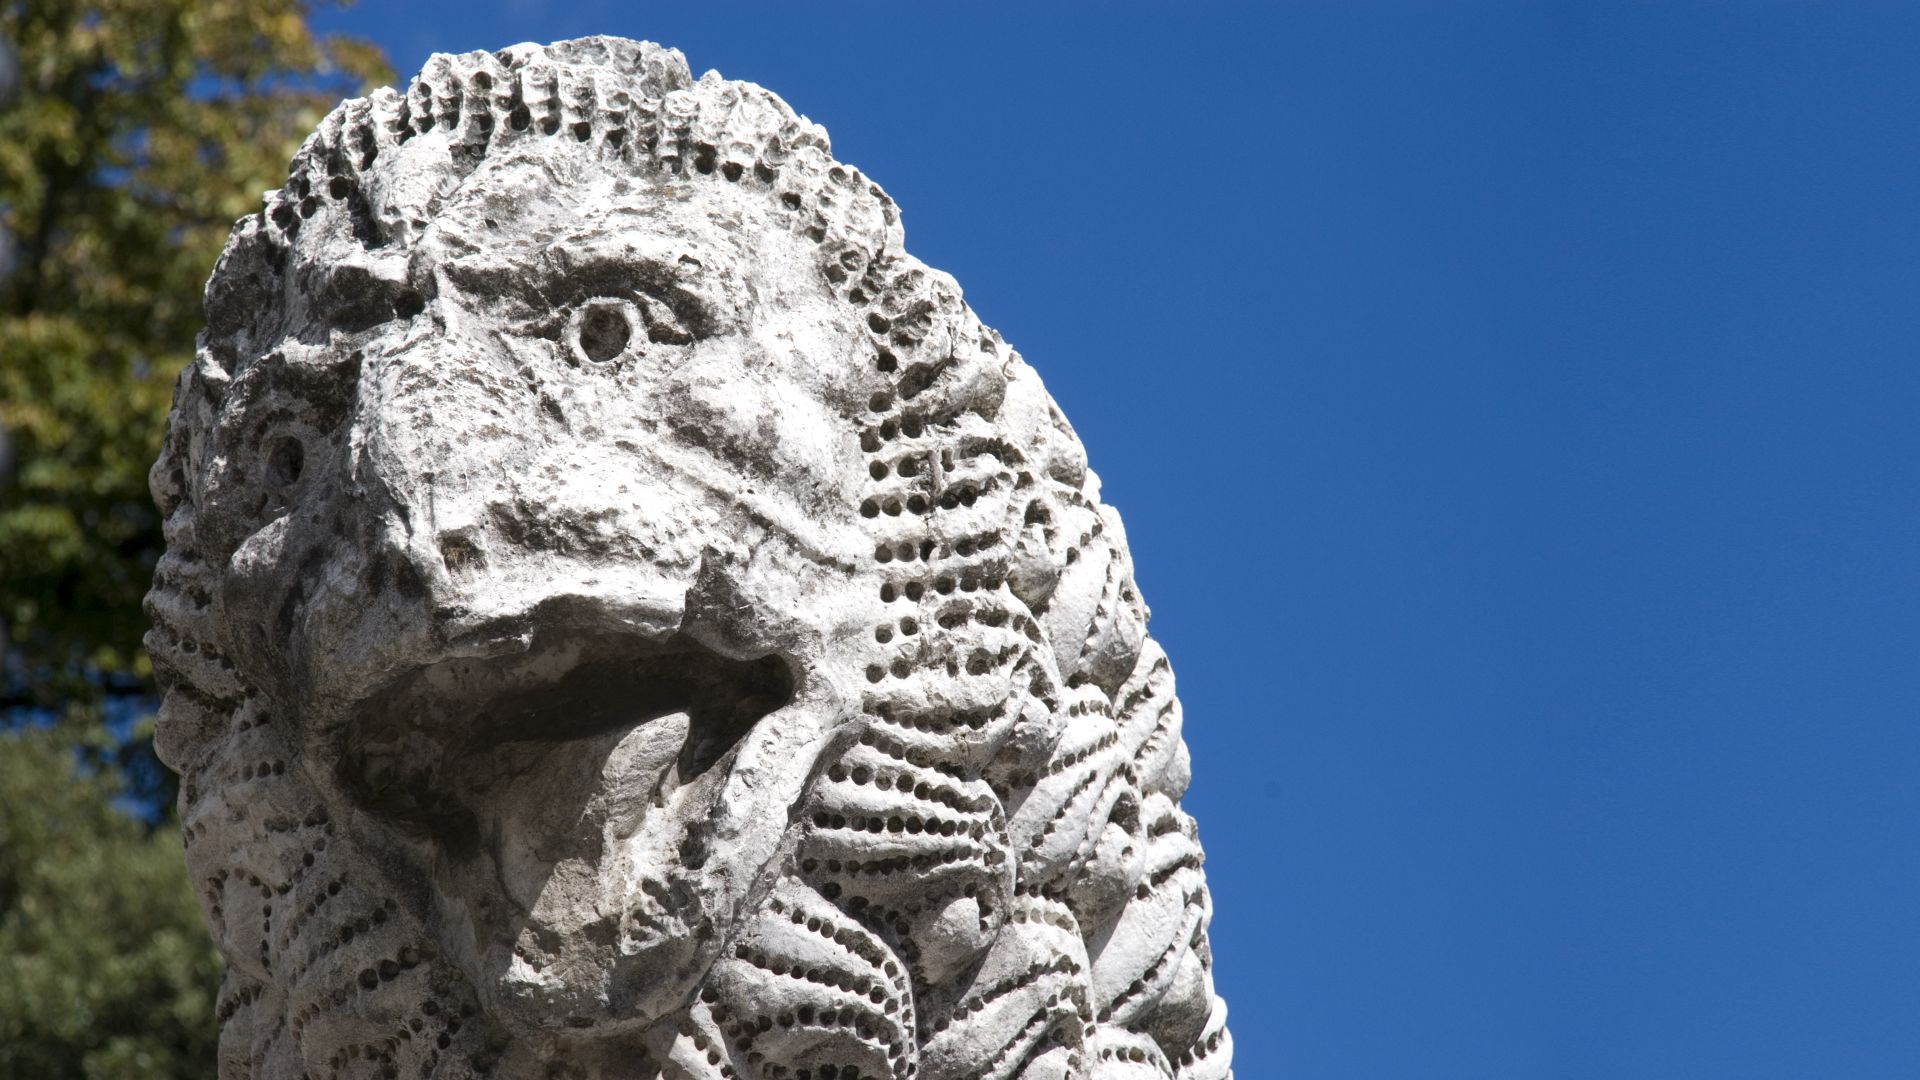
left=338, top=628, right=796, bottom=847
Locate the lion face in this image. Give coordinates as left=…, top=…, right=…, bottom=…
left=198, top=146, right=886, bottom=1034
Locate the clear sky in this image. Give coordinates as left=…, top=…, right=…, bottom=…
left=313, top=4, right=1920, bottom=1077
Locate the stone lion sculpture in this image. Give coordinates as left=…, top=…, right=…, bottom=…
left=148, top=37, right=1232, bottom=1080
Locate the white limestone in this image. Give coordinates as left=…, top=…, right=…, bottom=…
left=148, top=37, right=1232, bottom=1080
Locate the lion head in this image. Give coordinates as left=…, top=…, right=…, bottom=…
left=148, top=37, right=1230, bottom=1080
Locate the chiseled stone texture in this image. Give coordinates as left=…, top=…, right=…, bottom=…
left=148, top=37, right=1232, bottom=1080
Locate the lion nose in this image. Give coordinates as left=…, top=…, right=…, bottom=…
left=341, top=334, right=728, bottom=656
left=362, top=504, right=695, bottom=657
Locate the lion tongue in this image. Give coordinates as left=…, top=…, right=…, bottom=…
left=480, top=710, right=690, bottom=922
left=599, top=710, right=691, bottom=842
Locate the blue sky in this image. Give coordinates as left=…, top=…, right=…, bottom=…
left=314, top=4, right=1920, bottom=1076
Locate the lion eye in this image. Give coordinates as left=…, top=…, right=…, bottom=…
left=266, top=434, right=306, bottom=490
left=568, top=299, right=638, bottom=364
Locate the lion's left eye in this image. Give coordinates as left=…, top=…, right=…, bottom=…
left=562, top=294, right=700, bottom=367
left=568, top=299, right=638, bottom=364
left=265, top=434, right=306, bottom=491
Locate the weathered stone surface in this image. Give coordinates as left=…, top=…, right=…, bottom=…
left=148, top=36, right=1233, bottom=1080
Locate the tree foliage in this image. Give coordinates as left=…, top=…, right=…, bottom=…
left=0, top=718, right=223, bottom=1080
left=0, top=3, right=389, bottom=1074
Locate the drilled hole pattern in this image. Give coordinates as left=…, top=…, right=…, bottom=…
left=154, top=36, right=1230, bottom=1080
